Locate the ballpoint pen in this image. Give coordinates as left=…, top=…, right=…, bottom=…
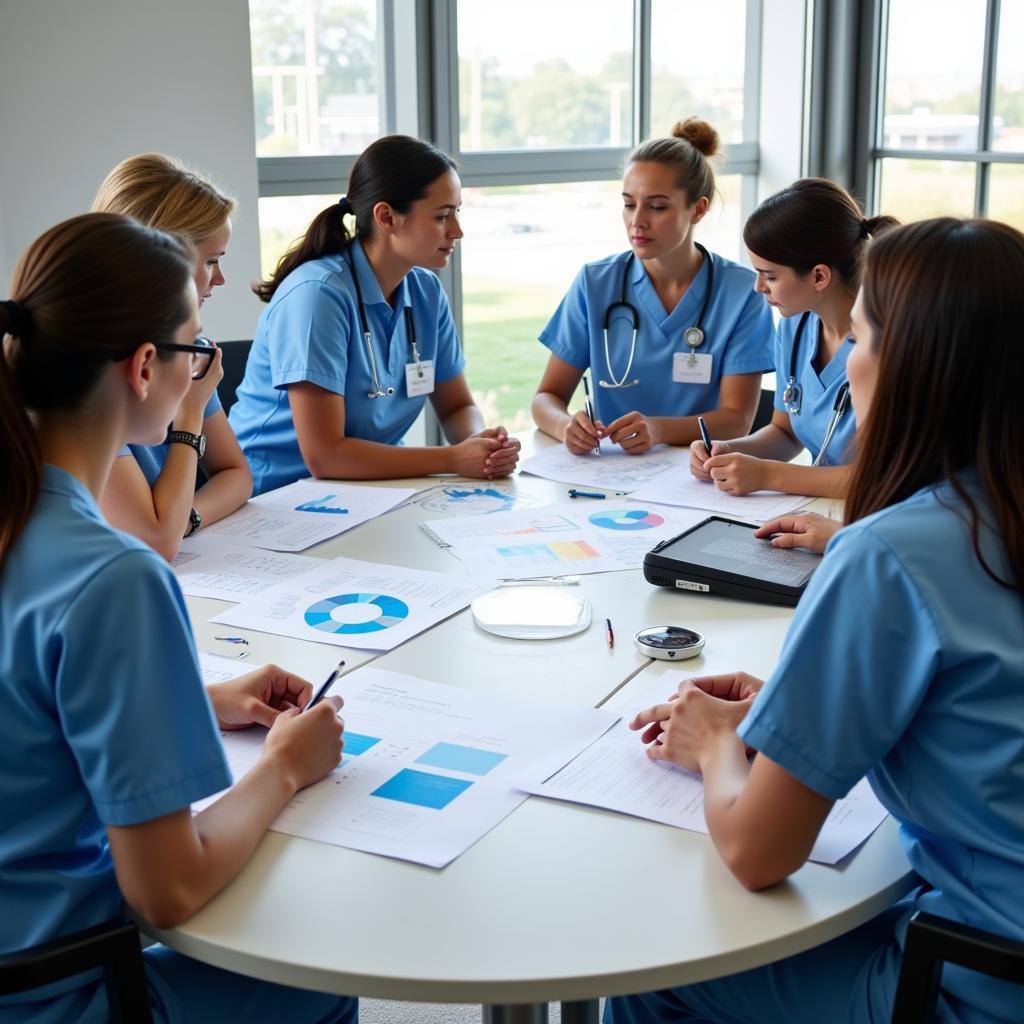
left=581, top=374, right=601, bottom=458
left=605, top=617, right=615, bottom=649
left=697, top=415, right=712, bottom=454
left=568, top=489, right=607, bottom=499
left=304, top=660, right=347, bottom=711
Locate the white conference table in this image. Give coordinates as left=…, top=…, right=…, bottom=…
left=158, top=434, right=913, bottom=1024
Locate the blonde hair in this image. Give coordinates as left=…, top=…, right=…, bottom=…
left=92, top=153, right=235, bottom=243
left=627, top=117, right=722, bottom=205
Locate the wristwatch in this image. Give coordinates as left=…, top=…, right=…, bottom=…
left=166, top=429, right=206, bottom=459
left=184, top=507, right=202, bottom=538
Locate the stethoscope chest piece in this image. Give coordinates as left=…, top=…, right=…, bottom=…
left=683, top=325, right=705, bottom=362
left=783, top=378, right=802, bottom=415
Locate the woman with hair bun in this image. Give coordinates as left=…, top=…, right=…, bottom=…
left=533, top=117, right=774, bottom=455
left=690, top=178, right=897, bottom=497
left=230, top=133, right=519, bottom=494
left=92, top=153, right=252, bottom=559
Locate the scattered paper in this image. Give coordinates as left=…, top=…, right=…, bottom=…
left=522, top=669, right=888, bottom=865
left=195, top=667, right=619, bottom=868
left=519, top=439, right=689, bottom=492
left=211, top=556, right=497, bottom=652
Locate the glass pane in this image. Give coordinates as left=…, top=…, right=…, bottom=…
left=993, top=0, right=1024, bottom=152
left=878, top=159, right=976, bottom=220
left=882, top=0, right=986, bottom=152
left=650, top=0, right=746, bottom=144
left=988, top=165, right=1024, bottom=230
left=250, top=0, right=379, bottom=157
left=257, top=194, right=336, bottom=279
left=457, top=0, right=633, bottom=151
left=459, top=177, right=747, bottom=432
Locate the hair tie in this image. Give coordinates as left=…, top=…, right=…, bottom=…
left=0, top=299, right=30, bottom=338
left=859, top=218, right=871, bottom=240
left=338, top=195, right=354, bottom=216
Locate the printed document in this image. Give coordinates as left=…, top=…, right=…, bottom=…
left=203, top=479, right=415, bottom=552
left=522, top=669, right=888, bottom=865
left=519, top=439, right=689, bottom=492
left=211, top=556, right=497, bottom=651
left=196, top=667, right=619, bottom=868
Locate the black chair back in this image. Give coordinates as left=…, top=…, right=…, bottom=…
left=217, top=339, right=253, bottom=413
left=750, top=387, right=775, bottom=433
left=0, top=917, right=152, bottom=1023
left=891, top=910, right=1024, bottom=1022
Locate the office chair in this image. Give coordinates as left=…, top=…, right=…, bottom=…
left=216, top=338, right=253, bottom=413
left=750, top=387, right=775, bottom=433
left=0, top=916, right=153, bottom=1023
left=891, top=910, right=1024, bottom=1023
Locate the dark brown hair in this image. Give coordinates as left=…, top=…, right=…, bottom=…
left=0, top=213, right=194, bottom=564
left=255, top=134, right=457, bottom=302
left=627, top=117, right=721, bottom=206
left=846, top=217, right=1024, bottom=591
left=743, top=178, right=898, bottom=287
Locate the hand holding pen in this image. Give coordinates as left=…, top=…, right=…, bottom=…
left=581, top=374, right=602, bottom=458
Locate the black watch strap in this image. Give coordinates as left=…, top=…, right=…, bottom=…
left=166, top=429, right=205, bottom=458
left=184, top=507, right=202, bottom=538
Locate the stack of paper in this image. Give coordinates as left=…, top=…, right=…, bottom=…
left=629, top=472, right=813, bottom=522
left=519, top=439, right=690, bottom=492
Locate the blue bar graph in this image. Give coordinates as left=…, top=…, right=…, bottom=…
left=371, top=769, right=473, bottom=810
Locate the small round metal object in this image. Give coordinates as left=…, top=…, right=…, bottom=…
left=683, top=326, right=705, bottom=349
left=634, top=625, right=706, bottom=661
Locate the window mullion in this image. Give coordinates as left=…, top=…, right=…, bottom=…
left=975, top=0, right=1001, bottom=213
left=633, top=0, right=652, bottom=144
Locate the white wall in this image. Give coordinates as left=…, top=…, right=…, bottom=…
left=0, top=0, right=263, bottom=342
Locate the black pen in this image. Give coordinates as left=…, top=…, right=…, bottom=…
left=698, top=415, right=712, bottom=454
left=582, top=374, right=601, bottom=458
left=303, top=660, right=347, bottom=711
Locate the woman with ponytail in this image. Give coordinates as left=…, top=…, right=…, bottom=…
left=92, top=153, right=252, bottom=559
left=229, top=134, right=519, bottom=494
left=0, top=214, right=355, bottom=1023
left=690, top=178, right=897, bottom=497
left=607, top=218, right=1024, bottom=1024
left=533, top=117, right=775, bottom=455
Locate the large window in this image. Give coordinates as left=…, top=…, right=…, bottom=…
left=872, top=0, right=1024, bottom=226
left=250, top=1, right=764, bottom=432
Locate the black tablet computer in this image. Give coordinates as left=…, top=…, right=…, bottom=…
left=643, top=515, right=822, bottom=607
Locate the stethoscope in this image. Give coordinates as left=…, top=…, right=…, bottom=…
left=346, top=250, right=423, bottom=398
left=783, top=311, right=853, bottom=466
left=599, top=242, right=714, bottom=389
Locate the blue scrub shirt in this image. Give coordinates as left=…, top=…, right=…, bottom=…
left=229, top=239, right=466, bottom=495
left=539, top=250, right=774, bottom=424
left=0, top=466, right=231, bottom=1022
left=738, top=478, right=1024, bottom=1022
left=772, top=311, right=856, bottom=465
left=119, top=390, right=222, bottom=485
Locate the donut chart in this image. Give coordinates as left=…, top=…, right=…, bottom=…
left=304, top=593, right=409, bottom=634
left=588, top=508, right=666, bottom=531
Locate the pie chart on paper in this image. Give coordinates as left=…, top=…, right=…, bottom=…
left=304, top=593, right=410, bottom=634
left=588, top=508, right=666, bottom=531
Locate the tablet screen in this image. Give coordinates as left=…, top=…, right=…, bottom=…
left=656, top=518, right=821, bottom=588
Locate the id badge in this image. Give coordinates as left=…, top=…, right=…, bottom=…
left=405, top=359, right=435, bottom=397
left=672, top=352, right=713, bottom=384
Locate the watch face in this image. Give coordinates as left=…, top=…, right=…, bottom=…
left=196, top=434, right=206, bottom=458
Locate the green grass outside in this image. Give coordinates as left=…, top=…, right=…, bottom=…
left=461, top=274, right=565, bottom=433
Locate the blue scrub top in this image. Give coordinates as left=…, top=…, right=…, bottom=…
left=119, top=389, right=222, bottom=485
left=772, top=311, right=856, bottom=466
left=229, top=239, right=466, bottom=495
left=538, top=250, right=774, bottom=424
left=0, top=466, right=231, bottom=1021
left=739, top=478, right=1024, bottom=1022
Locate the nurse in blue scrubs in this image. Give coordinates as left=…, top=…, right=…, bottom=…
left=230, top=134, right=519, bottom=495
left=532, top=117, right=774, bottom=455
left=93, top=154, right=252, bottom=560
left=0, top=214, right=355, bottom=1023
left=609, top=218, right=1024, bottom=1024
left=690, top=178, right=897, bottom=498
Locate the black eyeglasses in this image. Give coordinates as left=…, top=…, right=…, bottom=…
left=155, top=336, right=216, bottom=380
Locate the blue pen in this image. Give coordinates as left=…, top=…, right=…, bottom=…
left=568, top=488, right=607, bottom=499
left=304, top=660, right=347, bottom=712
left=697, top=415, right=712, bottom=454
left=214, top=635, right=250, bottom=645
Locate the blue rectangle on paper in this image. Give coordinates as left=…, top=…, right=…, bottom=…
left=343, top=732, right=381, bottom=756
left=371, top=769, right=473, bottom=810
left=415, top=742, right=508, bottom=777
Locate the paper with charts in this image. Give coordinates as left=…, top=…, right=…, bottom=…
left=628, top=471, right=813, bottom=523
left=519, top=439, right=690, bottom=492
left=202, top=479, right=416, bottom=552
left=210, top=556, right=497, bottom=651
left=195, top=667, right=619, bottom=868
left=422, top=501, right=707, bottom=579
left=172, top=536, right=324, bottom=602
left=522, top=669, right=888, bottom=865
left=412, top=481, right=544, bottom=515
